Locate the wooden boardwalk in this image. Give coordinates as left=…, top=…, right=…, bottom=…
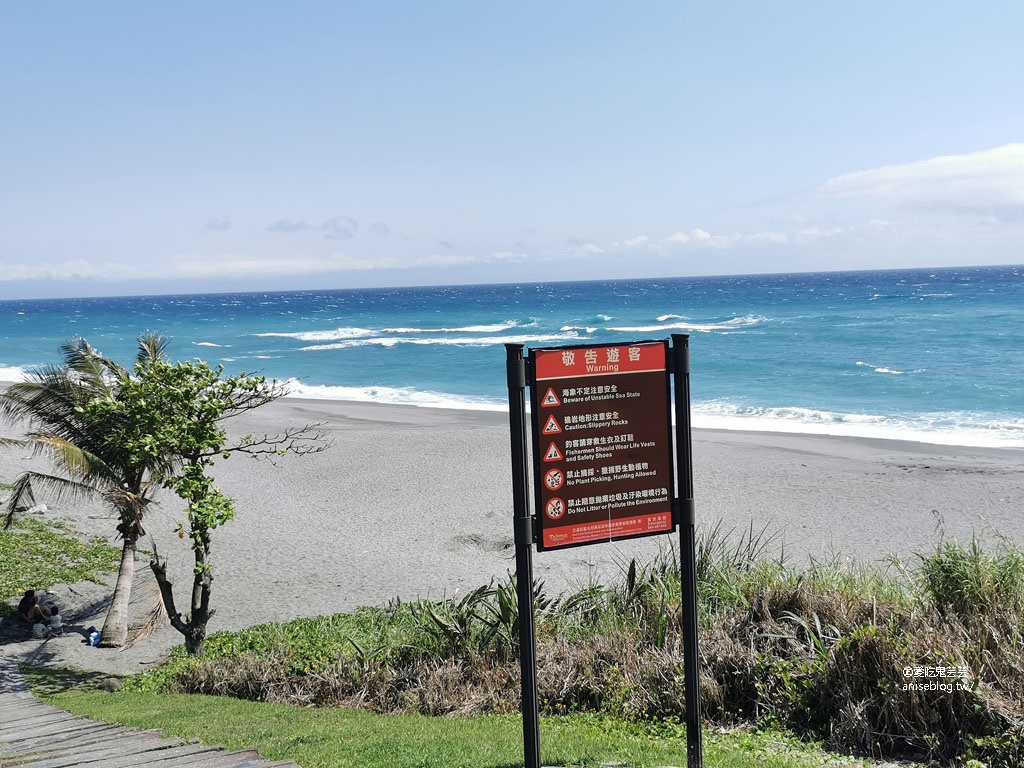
left=0, top=657, right=300, bottom=768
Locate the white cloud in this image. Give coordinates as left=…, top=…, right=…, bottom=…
left=816, top=143, right=1024, bottom=210
left=608, top=226, right=838, bottom=255
left=266, top=214, right=359, bottom=238
left=0, top=253, right=376, bottom=282
left=0, top=259, right=105, bottom=281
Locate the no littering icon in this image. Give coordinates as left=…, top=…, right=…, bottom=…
left=545, top=497, right=566, bottom=520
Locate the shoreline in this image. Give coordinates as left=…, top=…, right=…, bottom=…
left=4, top=378, right=1022, bottom=452
left=2, top=395, right=1021, bottom=676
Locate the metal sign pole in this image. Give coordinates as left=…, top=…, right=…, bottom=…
left=671, top=333, right=704, bottom=768
left=506, top=343, right=542, bottom=768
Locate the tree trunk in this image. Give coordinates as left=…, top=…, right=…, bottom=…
left=100, top=536, right=136, bottom=647
left=149, top=552, right=211, bottom=658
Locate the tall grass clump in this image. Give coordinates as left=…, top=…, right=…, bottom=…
left=123, top=525, right=1024, bottom=766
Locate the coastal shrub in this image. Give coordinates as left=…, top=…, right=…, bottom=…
left=128, top=531, right=1024, bottom=767
left=917, top=535, right=1024, bottom=620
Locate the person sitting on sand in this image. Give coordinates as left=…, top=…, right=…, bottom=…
left=17, top=590, right=51, bottom=624
left=48, top=605, right=65, bottom=634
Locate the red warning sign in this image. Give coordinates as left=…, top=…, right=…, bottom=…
left=529, top=340, right=675, bottom=551
left=542, top=442, right=564, bottom=462
left=541, top=415, right=562, bottom=434
left=541, top=388, right=561, bottom=407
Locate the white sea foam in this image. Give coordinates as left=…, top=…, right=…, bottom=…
left=280, top=383, right=1023, bottom=447
left=609, top=315, right=766, bottom=333
left=283, top=380, right=506, bottom=411
left=298, top=332, right=581, bottom=352
left=195, top=341, right=223, bottom=347
left=0, top=365, right=30, bottom=383
left=856, top=361, right=904, bottom=375
left=656, top=314, right=684, bottom=322
left=257, top=327, right=375, bottom=342
left=256, top=320, right=521, bottom=342
left=691, top=402, right=1024, bottom=449
left=442, top=320, right=519, bottom=333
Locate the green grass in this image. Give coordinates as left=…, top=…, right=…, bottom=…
left=10, top=517, right=1018, bottom=766
left=0, top=516, right=121, bottom=606
left=28, top=669, right=869, bottom=768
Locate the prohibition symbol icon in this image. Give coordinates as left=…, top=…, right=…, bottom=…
left=545, top=497, right=566, bottom=520
left=544, top=468, right=565, bottom=491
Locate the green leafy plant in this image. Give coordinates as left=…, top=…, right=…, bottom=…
left=0, top=517, right=120, bottom=603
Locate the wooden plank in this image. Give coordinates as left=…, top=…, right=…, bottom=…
left=151, top=751, right=271, bottom=768
left=0, top=718, right=117, bottom=745
left=0, top=713, right=78, bottom=735
left=0, top=660, right=301, bottom=768
left=1, top=729, right=178, bottom=763
left=0, top=725, right=128, bottom=758
left=5, top=741, right=222, bottom=768
left=0, top=700, right=55, bottom=717
left=6, top=741, right=219, bottom=768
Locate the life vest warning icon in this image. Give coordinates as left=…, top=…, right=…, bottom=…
left=542, top=442, right=563, bottom=462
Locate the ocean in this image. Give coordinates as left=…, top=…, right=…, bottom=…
left=1, top=265, right=1022, bottom=449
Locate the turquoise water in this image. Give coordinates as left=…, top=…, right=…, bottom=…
left=1, top=265, right=1022, bottom=448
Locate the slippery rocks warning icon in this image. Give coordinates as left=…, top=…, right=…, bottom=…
left=541, top=415, right=562, bottom=434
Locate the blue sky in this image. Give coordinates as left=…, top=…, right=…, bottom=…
left=2, top=2, right=1023, bottom=298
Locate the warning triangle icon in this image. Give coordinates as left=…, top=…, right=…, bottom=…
left=541, top=387, right=561, bottom=407
left=542, top=415, right=562, bottom=434
left=543, top=442, right=563, bottom=462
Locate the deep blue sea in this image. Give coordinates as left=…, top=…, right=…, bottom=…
left=2, top=265, right=1022, bottom=448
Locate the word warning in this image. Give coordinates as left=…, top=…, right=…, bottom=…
left=529, top=340, right=675, bottom=551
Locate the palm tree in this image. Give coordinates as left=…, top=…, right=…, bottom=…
left=0, top=332, right=171, bottom=646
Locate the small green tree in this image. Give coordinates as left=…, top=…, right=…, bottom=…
left=84, top=356, right=325, bottom=656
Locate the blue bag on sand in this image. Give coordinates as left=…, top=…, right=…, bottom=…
left=87, top=626, right=101, bottom=646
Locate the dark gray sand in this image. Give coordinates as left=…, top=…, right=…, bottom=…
left=2, top=397, right=1021, bottom=676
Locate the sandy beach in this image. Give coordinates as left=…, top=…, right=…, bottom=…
left=2, top=395, right=1021, bottom=677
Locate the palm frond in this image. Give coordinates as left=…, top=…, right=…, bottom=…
left=124, top=571, right=168, bottom=647
left=0, top=374, right=97, bottom=436
left=21, top=433, right=119, bottom=484
left=2, top=471, right=101, bottom=528
left=3, top=473, right=38, bottom=529
left=136, top=332, right=169, bottom=364
left=60, top=336, right=129, bottom=391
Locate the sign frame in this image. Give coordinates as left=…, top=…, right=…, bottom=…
left=505, top=335, right=703, bottom=768
left=527, top=339, right=676, bottom=552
